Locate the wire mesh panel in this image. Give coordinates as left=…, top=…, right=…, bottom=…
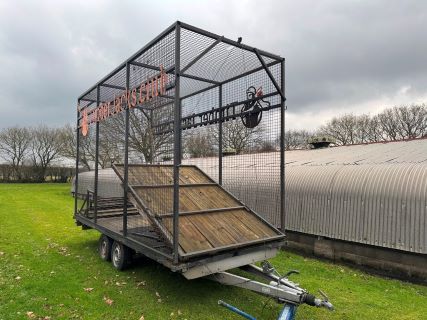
left=75, top=21, right=285, bottom=263
left=181, top=86, right=220, bottom=181
left=220, top=63, right=282, bottom=227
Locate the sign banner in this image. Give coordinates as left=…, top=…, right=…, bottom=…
left=79, top=66, right=168, bottom=136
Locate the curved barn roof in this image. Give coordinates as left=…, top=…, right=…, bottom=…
left=183, top=138, right=427, bottom=254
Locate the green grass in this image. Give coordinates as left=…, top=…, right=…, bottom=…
left=0, top=184, right=426, bottom=320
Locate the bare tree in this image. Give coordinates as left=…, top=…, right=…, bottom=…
left=97, top=133, right=122, bottom=168
left=209, top=120, right=264, bottom=154
left=58, top=124, right=94, bottom=171
left=184, top=130, right=215, bottom=158
left=354, top=114, right=371, bottom=143
left=104, top=108, right=172, bottom=163
left=30, top=126, right=62, bottom=182
left=257, top=139, right=277, bottom=152
left=394, top=104, right=427, bottom=139
left=378, top=108, right=400, bottom=141
left=0, top=127, right=31, bottom=180
left=364, top=115, right=385, bottom=142
left=284, top=129, right=310, bottom=150
left=319, top=114, right=358, bottom=145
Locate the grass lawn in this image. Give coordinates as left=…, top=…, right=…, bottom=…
left=0, top=183, right=426, bottom=320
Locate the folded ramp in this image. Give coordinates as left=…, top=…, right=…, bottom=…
left=112, top=164, right=284, bottom=259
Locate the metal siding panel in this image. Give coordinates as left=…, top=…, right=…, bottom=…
left=104, top=138, right=427, bottom=254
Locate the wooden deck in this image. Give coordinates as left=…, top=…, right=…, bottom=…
left=113, top=164, right=283, bottom=257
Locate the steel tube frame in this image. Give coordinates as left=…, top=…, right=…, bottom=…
left=180, top=60, right=282, bottom=102
left=79, top=21, right=283, bottom=104
left=101, top=83, right=126, bottom=91
left=153, top=91, right=279, bottom=131
left=123, top=63, right=130, bottom=236
left=78, top=21, right=177, bottom=101
left=208, top=272, right=303, bottom=305
left=129, top=61, right=174, bottom=72
left=254, top=49, right=285, bottom=101
left=93, top=86, right=100, bottom=224
left=76, top=21, right=286, bottom=264
left=179, top=73, right=220, bottom=85
left=280, top=60, right=286, bottom=231
left=153, top=102, right=283, bottom=136
left=180, top=36, right=223, bottom=73
left=179, top=22, right=283, bottom=62
left=218, top=84, right=223, bottom=185
left=172, top=22, right=181, bottom=263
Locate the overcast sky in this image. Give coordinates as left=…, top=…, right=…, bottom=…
left=0, top=0, right=426, bottom=130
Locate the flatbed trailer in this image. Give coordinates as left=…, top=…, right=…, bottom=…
left=74, top=21, right=333, bottom=318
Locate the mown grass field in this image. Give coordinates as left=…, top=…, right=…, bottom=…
left=0, top=183, right=426, bottom=320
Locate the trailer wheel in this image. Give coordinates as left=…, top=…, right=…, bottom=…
left=111, top=241, right=131, bottom=271
left=98, top=235, right=113, bottom=261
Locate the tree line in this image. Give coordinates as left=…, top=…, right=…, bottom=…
left=1, top=103, right=425, bottom=182
left=0, top=126, right=74, bottom=182
left=285, top=103, right=427, bottom=149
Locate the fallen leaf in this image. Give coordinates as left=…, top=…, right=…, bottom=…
left=59, top=304, right=64, bottom=307
left=178, top=310, right=182, bottom=315
left=137, top=281, right=146, bottom=287
left=155, top=291, right=161, bottom=298
left=139, top=315, right=145, bottom=320
left=0, top=251, right=4, bottom=256
left=84, top=287, right=94, bottom=292
left=26, top=311, right=36, bottom=319
left=157, top=298, right=162, bottom=303
left=103, top=296, right=114, bottom=306
left=43, top=317, right=51, bottom=320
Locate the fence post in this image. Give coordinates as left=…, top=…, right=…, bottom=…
left=94, top=86, right=100, bottom=224
left=123, top=63, right=130, bottom=236
left=280, top=59, right=286, bottom=231
left=173, top=22, right=181, bottom=263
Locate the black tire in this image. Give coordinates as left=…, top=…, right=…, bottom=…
left=111, top=241, right=132, bottom=271
left=98, top=234, right=113, bottom=261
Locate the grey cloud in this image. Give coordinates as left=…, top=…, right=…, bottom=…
left=0, top=0, right=426, bottom=129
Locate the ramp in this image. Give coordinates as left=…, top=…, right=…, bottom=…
left=113, top=164, right=284, bottom=259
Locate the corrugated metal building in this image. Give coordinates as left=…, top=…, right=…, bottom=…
left=74, top=138, right=427, bottom=257
left=183, top=138, right=427, bottom=256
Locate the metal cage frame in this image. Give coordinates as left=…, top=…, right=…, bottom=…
left=74, top=21, right=286, bottom=264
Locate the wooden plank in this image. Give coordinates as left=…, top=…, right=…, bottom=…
left=163, top=216, right=213, bottom=253
left=189, top=214, right=237, bottom=247
left=133, top=185, right=240, bottom=215
left=160, top=206, right=245, bottom=218
left=209, top=211, right=261, bottom=242
left=180, top=166, right=212, bottom=184
left=116, top=164, right=211, bottom=185
left=231, top=209, right=277, bottom=238
left=111, top=164, right=283, bottom=256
